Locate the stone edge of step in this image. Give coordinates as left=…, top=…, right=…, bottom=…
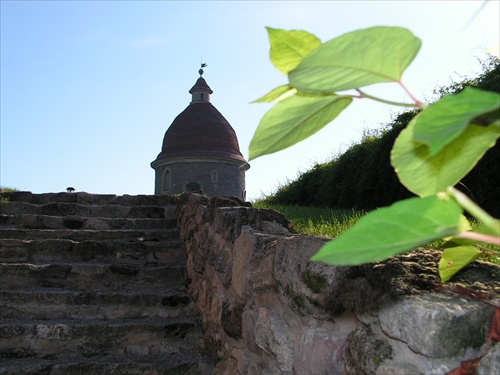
left=0, top=351, right=213, bottom=374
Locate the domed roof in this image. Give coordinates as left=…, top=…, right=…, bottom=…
left=153, top=77, right=246, bottom=163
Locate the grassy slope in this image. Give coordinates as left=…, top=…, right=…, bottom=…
left=253, top=201, right=365, bottom=238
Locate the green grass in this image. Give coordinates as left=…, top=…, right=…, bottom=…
left=253, top=201, right=365, bottom=238
left=252, top=201, right=499, bottom=265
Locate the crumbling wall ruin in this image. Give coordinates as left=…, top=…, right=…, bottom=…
left=177, top=194, right=499, bottom=374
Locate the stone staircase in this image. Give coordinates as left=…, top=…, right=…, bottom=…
left=0, top=192, right=213, bottom=374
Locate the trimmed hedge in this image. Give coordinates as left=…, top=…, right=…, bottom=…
left=266, top=59, right=499, bottom=217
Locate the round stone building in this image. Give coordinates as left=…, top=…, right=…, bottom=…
left=151, top=69, right=249, bottom=199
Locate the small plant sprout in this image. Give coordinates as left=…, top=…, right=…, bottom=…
left=250, top=26, right=499, bottom=282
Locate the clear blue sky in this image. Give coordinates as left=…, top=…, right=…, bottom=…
left=1, top=1, right=498, bottom=201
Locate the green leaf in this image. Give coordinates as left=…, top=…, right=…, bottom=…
left=249, top=95, right=352, bottom=160
left=472, top=109, right=500, bottom=127
left=413, top=88, right=500, bottom=155
left=438, top=246, right=481, bottom=282
left=442, top=216, right=473, bottom=247
left=252, top=85, right=297, bottom=103
left=289, top=26, right=421, bottom=93
left=445, top=220, right=500, bottom=247
left=267, top=27, right=322, bottom=75
left=475, top=220, right=500, bottom=237
left=311, top=195, right=462, bottom=266
left=391, top=121, right=499, bottom=197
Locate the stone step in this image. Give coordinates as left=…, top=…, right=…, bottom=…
left=0, top=287, right=192, bottom=320
left=0, top=192, right=212, bottom=372
left=0, top=214, right=177, bottom=230
left=0, top=201, right=178, bottom=220
left=0, top=317, right=202, bottom=359
left=0, top=191, right=180, bottom=207
left=0, top=238, right=186, bottom=265
left=0, top=262, right=187, bottom=291
left=0, top=352, right=213, bottom=375
left=0, top=228, right=180, bottom=241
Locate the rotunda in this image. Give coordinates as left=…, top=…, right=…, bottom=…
left=151, top=67, right=249, bottom=199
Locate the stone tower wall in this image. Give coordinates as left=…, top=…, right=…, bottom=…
left=154, top=159, right=246, bottom=199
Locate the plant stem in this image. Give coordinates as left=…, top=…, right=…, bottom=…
left=455, top=231, right=500, bottom=246
left=398, top=81, right=428, bottom=109
left=354, top=89, right=420, bottom=108
left=447, top=186, right=499, bottom=235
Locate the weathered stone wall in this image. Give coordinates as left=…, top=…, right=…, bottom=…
left=153, top=159, right=246, bottom=199
left=177, top=194, right=499, bottom=375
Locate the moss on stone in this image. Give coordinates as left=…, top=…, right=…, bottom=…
left=286, top=284, right=305, bottom=316
left=301, top=271, right=327, bottom=294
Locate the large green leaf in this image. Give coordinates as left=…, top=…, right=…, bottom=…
left=252, top=85, right=297, bottom=103
left=438, top=246, right=481, bottom=282
left=391, top=121, right=499, bottom=197
left=267, top=27, right=322, bottom=75
left=289, top=26, right=421, bottom=93
left=311, top=195, right=462, bottom=266
left=249, top=95, right=352, bottom=160
left=413, top=88, right=500, bottom=156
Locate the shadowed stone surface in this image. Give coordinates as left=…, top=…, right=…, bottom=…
left=0, top=192, right=211, bottom=374
left=2, top=191, right=499, bottom=374
left=177, top=193, right=500, bottom=375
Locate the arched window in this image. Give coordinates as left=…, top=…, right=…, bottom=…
left=162, top=169, right=172, bottom=192
left=184, top=181, right=203, bottom=194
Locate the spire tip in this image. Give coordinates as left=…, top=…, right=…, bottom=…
left=199, top=62, right=207, bottom=77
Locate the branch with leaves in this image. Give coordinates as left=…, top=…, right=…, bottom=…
left=250, top=26, right=500, bottom=282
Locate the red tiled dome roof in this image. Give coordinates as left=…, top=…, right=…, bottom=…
left=155, top=101, right=245, bottom=162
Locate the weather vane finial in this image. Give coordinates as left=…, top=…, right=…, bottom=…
left=199, top=59, right=207, bottom=77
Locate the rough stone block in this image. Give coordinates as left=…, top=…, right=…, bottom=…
left=232, top=227, right=277, bottom=299
left=477, top=342, right=500, bottom=375
left=254, top=307, right=296, bottom=373
left=379, top=294, right=492, bottom=358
